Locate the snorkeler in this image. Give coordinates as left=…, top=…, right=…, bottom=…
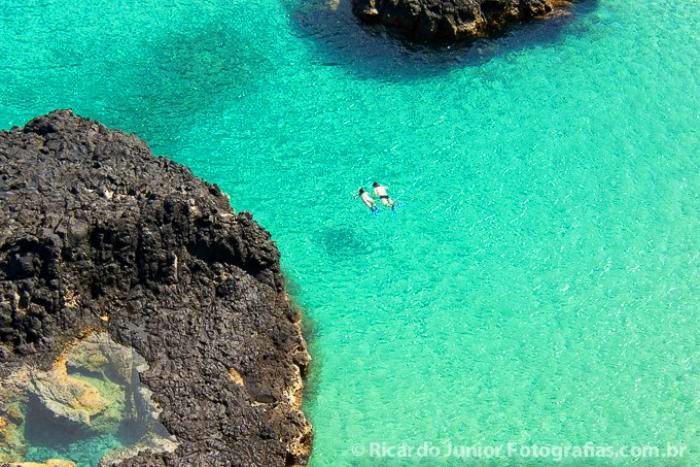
left=372, top=182, right=395, bottom=209
left=358, top=188, right=379, bottom=213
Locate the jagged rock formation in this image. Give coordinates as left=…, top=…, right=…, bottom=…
left=352, top=0, right=573, bottom=42
left=0, top=110, right=312, bottom=465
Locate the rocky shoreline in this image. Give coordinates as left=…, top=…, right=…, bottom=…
left=351, top=0, right=574, bottom=43
left=0, top=110, right=312, bottom=466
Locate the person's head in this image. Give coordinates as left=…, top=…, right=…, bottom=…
left=372, top=182, right=380, bottom=187
left=358, top=188, right=365, bottom=195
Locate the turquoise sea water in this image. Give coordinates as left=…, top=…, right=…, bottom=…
left=1, top=1, right=699, bottom=465
left=24, top=433, right=125, bottom=466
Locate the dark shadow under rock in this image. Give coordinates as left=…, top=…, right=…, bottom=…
left=288, top=0, right=598, bottom=81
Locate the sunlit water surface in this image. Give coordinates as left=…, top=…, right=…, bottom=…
left=1, top=0, right=699, bottom=465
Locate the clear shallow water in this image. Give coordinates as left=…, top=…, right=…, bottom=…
left=0, top=334, right=171, bottom=466
left=1, top=1, right=698, bottom=466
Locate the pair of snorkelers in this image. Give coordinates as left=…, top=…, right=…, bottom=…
left=358, top=182, right=395, bottom=213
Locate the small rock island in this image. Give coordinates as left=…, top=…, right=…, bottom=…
left=0, top=111, right=312, bottom=466
left=352, top=0, right=573, bottom=42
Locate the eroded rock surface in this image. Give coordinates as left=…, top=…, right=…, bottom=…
left=0, top=110, right=312, bottom=465
left=352, top=0, right=573, bottom=42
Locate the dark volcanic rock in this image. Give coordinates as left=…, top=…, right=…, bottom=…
left=0, top=110, right=312, bottom=465
left=352, top=0, right=573, bottom=42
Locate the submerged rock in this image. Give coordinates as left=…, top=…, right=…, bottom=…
left=352, top=0, right=574, bottom=42
left=5, top=333, right=172, bottom=440
left=0, top=406, right=26, bottom=462
left=98, top=433, right=178, bottom=467
left=7, top=461, right=76, bottom=467
left=28, top=355, right=110, bottom=428
left=0, top=333, right=176, bottom=464
left=0, top=110, right=312, bottom=465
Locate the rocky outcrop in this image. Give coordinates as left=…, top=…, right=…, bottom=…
left=352, top=0, right=573, bottom=42
left=0, top=110, right=312, bottom=465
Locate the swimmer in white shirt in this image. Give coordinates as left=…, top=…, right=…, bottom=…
left=372, top=182, right=395, bottom=209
